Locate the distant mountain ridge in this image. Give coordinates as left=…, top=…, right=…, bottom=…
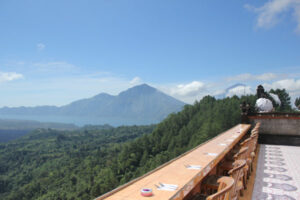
left=0, top=119, right=78, bottom=143
left=0, top=119, right=78, bottom=130
left=0, top=84, right=186, bottom=126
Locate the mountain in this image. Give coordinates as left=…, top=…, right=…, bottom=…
left=0, top=84, right=185, bottom=126
left=0, top=119, right=78, bottom=130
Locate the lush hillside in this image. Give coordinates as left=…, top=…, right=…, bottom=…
left=0, top=95, right=257, bottom=200
left=0, top=125, right=155, bottom=200
left=0, top=84, right=185, bottom=126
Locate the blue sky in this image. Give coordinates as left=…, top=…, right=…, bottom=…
left=0, top=0, right=300, bottom=106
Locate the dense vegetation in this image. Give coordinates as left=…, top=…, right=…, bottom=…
left=0, top=91, right=295, bottom=200
left=0, top=125, right=155, bottom=200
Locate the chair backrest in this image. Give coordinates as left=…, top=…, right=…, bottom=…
left=250, top=134, right=258, bottom=151
left=240, top=138, right=252, bottom=159
left=240, top=138, right=251, bottom=148
left=233, top=147, right=248, bottom=160
left=228, top=159, right=246, bottom=199
left=252, top=123, right=260, bottom=132
left=206, top=176, right=235, bottom=200
left=251, top=125, right=259, bottom=150
left=251, top=129, right=259, bottom=135
left=241, top=136, right=258, bottom=155
left=251, top=130, right=258, bottom=136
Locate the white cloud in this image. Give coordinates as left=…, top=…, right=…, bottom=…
left=246, top=0, right=300, bottom=33
left=156, top=81, right=209, bottom=104
left=264, top=78, right=300, bottom=92
left=37, top=43, right=46, bottom=51
left=171, top=81, right=206, bottom=96
left=0, top=71, right=23, bottom=83
left=226, top=85, right=254, bottom=97
left=130, top=76, right=142, bottom=85
left=227, top=73, right=279, bottom=82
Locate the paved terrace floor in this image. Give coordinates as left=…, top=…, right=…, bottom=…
left=95, top=124, right=251, bottom=200
left=252, top=144, right=300, bottom=200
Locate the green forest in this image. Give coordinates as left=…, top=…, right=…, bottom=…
left=0, top=90, right=297, bottom=200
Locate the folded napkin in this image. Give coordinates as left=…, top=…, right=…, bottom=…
left=156, top=183, right=178, bottom=191
left=185, top=164, right=202, bottom=170
left=204, top=152, right=218, bottom=156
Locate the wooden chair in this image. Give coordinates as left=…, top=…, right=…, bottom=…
left=250, top=126, right=259, bottom=153
left=251, top=131, right=258, bottom=138
left=251, top=122, right=260, bottom=131
left=249, top=123, right=260, bottom=158
left=249, top=134, right=258, bottom=158
left=202, top=147, right=248, bottom=192
left=222, top=122, right=260, bottom=165
left=252, top=123, right=260, bottom=133
left=233, top=147, right=249, bottom=190
left=251, top=124, right=259, bottom=136
left=203, top=123, right=260, bottom=195
left=254, top=122, right=261, bottom=128
left=224, top=123, right=260, bottom=180
left=191, top=176, right=234, bottom=200
left=220, top=147, right=248, bottom=172
left=251, top=130, right=258, bottom=137
left=240, top=138, right=254, bottom=174
left=218, top=147, right=248, bottom=189
left=228, top=160, right=246, bottom=200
